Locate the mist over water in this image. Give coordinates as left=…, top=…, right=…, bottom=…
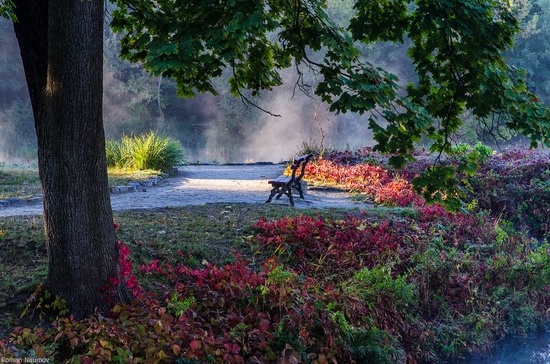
left=239, top=97, right=374, bottom=163
left=242, top=79, right=322, bottom=163
left=454, top=331, right=550, bottom=364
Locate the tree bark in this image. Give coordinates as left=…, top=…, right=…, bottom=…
left=12, top=0, right=47, bottom=117
left=13, top=0, right=131, bottom=318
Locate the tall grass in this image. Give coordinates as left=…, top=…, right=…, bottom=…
left=106, top=132, right=185, bottom=172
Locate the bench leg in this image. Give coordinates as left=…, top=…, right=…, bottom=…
left=284, top=184, right=294, bottom=206
left=275, top=189, right=285, bottom=200
left=266, top=184, right=294, bottom=206
left=293, top=180, right=305, bottom=199
left=266, top=186, right=281, bottom=203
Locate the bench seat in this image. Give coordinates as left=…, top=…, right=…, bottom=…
left=268, top=176, right=292, bottom=186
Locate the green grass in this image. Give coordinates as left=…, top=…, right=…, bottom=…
left=107, top=168, right=164, bottom=186
left=115, top=204, right=364, bottom=270
left=106, top=132, right=185, bottom=172
left=0, top=168, right=41, bottom=199
left=0, top=166, right=162, bottom=199
left=0, top=215, right=46, bottom=335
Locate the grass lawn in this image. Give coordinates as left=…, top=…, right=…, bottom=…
left=0, top=166, right=163, bottom=199
left=0, top=167, right=41, bottom=199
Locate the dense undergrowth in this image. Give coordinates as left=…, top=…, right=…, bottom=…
left=0, top=146, right=549, bottom=363
left=304, top=146, right=550, bottom=240
left=1, top=207, right=548, bottom=363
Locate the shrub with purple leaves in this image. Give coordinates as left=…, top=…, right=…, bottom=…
left=468, top=148, right=550, bottom=240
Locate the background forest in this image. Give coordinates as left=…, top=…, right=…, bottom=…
left=0, top=0, right=549, bottom=163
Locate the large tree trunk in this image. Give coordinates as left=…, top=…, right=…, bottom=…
left=13, top=0, right=131, bottom=318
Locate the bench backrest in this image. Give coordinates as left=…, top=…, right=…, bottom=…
left=290, top=154, right=313, bottom=182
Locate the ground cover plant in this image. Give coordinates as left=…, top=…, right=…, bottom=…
left=0, top=204, right=324, bottom=337
left=302, top=146, right=550, bottom=240
left=1, top=201, right=548, bottom=363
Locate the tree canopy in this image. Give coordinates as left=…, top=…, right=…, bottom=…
left=111, top=0, right=550, bottom=207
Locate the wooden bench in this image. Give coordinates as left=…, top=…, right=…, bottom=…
left=266, top=154, right=313, bottom=206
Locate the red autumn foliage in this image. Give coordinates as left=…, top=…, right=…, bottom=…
left=302, top=150, right=425, bottom=207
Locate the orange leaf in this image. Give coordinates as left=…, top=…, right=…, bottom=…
left=172, top=344, right=181, bottom=355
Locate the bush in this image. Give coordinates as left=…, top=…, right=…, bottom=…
left=303, top=150, right=425, bottom=206
left=106, top=132, right=185, bottom=172
left=468, top=148, right=550, bottom=239
left=305, top=146, right=549, bottom=238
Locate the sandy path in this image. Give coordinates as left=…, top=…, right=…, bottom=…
left=0, top=164, right=368, bottom=217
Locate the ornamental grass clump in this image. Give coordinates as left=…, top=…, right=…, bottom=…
left=106, top=131, right=185, bottom=172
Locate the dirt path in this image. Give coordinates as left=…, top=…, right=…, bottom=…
left=0, top=164, right=369, bottom=217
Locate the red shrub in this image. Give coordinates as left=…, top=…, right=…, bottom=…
left=251, top=215, right=411, bottom=278
left=305, top=159, right=391, bottom=196
left=303, top=155, right=425, bottom=207
left=374, top=177, right=424, bottom=207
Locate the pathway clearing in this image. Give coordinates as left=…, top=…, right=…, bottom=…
left=0, top=164, right=369, bottom=217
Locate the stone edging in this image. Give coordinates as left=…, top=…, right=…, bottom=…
left=0, top=176, right=165, bottom=209
left=110, top=175, right=164, bottom=194
left=0, top=196, right=43, bottom=208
